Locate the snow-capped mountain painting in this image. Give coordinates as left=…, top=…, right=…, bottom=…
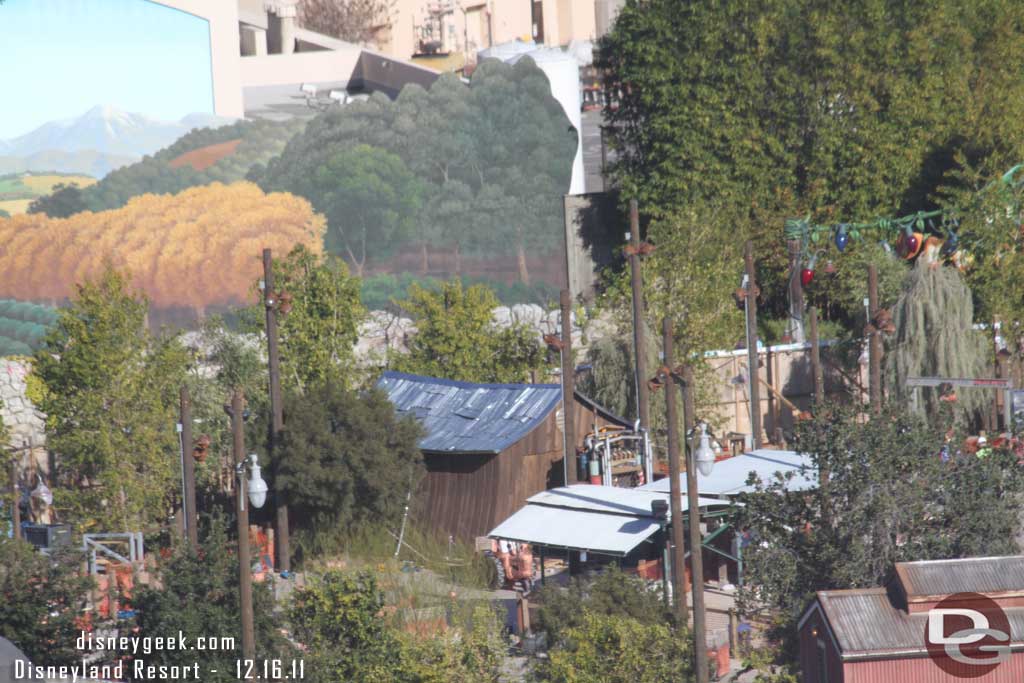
left=0, top=106, right=235, bottom=177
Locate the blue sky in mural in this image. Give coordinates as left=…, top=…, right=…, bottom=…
left=0, top=0, right=214, bottom=138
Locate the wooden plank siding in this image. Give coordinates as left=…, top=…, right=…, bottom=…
left=412, top=396, right=630, bottom=542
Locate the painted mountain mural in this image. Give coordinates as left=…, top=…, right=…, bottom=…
left=0, top=106, right=234, bottom=177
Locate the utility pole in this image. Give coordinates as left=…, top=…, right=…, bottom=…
left=744, top=241, right=762, bottom=448
left=180, top=386, right=198, bottom=550
left=662, top=318, right=687, bottom=618
left=628, top=200, right=650, bottom=445
left=263, top=249, right=290, bottom=574
left=232, top=388, right=256, bottom=660
left=786, top=238, right=805, bottom=343
left=868, top=265, right=882, bottom=414
left=559, top=289, right=576, bottom=485
left=679, top=364, right=708, bottom=683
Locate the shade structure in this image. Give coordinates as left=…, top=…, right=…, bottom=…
left=639, top=449, right=816, bottom=496
left=488, top=484, right=735, bottom=556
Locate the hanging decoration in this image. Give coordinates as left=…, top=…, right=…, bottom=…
left=783, top=162, right=1024, bottom=280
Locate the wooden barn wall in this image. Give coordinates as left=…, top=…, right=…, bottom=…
left=414, top=398, right=629, bottom=542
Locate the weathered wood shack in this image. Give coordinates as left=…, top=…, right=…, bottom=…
left=378, top=371, right=629, bottom=541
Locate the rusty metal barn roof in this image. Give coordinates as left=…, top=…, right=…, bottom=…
left=895, top=556, right=1024, bottom=599
left=810, top=587, right=1024, bottom=658
left=377, top=371, right=563, bottom=454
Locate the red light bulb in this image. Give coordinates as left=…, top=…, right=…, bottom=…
left=801, top=267, right=814, bottom=286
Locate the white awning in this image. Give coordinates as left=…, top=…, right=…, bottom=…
left=488, top=504, right=663, bottom=556
left=488, top=484, right=736, bottom=556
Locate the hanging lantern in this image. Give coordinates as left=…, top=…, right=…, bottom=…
left=835, top=225, right=849, bottom=252
left=800, top=255, right=817, bottom=287
left=901, top=225, right=921, bottom=260
left=823, top=260, right=837, bottom=275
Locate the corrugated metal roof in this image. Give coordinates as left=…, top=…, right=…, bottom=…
left=638, top=449, right=816, bottom=496
left=489, top=484, right=736, bottom=555
left=377, top=371, right=562, bottom=454
left=896, top=556, right=1024, bottom=598
left=815, top=588, right=1024, bottom=657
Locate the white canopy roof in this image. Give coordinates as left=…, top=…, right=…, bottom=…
left=638, top=449, right=816, bottom=496
left=488, top=484, right=734, bottom=556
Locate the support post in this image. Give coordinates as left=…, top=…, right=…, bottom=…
left=180, top=386, right=198, bottom=550
left=868, top=265, right=882, bottom=414
left=560, top=289, right=576, bottom=485
left=10, top=459, right=19, bottom=541
left=809, top=307, right=824, bottom=403
left=629, top=200, right=650, bottom=441
left=263, top=249, right=290, bottom=573
left=681, top=365, right=709, bottom=683
left=787, top=239, right=805, bottom=342
left=994, top=318, right=1004, bottom=432
left=662, top=318, right=687, bottom=618
left=232, top=388, right=256, bottom=660
left=744, top=241, right=762, bottom=448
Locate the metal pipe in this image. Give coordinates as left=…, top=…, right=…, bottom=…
left=560, top=289, right=576, bottom=486
left=744, top=241, right=762, bottom=448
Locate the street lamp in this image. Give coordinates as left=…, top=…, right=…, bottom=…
left=694, top=423, right=716, bottom=477
left=236, top=454, right=269, bottom=511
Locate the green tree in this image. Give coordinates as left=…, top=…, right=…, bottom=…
left=268, top=383, right=423, bottom=559
left=886, top=261, right=990, bottom=425
left=27, top=183, right=88, bottom=218
left=132, top=516, right=286, bottom=683
left=247, top=244, right=365, bottom=395
left=33, top=268, right=188, bottom=531
left=289, top=570, right=403, bottom=683
left=533, top=564, right=672, bottom=644
left=303, top=144, right=424, bottom=277
left=598, top=0, right=1024, bottom=324
left=736, top=404, right=1024, bottom=650
left=536, top=612, right=693, bottom=683
left=390, top=279, right=543, bottom=383
left=0, top=540, right=93, bottom=666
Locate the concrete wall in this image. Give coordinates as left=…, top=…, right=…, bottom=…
left=385, top=0, right=595, bottom=62
left=239, top=47, right=364, bottom=88
left=563, top=192, right=626, bottom=303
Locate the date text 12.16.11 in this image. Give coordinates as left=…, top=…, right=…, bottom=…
left=236, top=659, right=304, bottom=680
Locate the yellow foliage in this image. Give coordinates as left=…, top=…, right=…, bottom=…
left=20, top=174, right=97, bottom=193
left=0, top=182, right=325, bottom=309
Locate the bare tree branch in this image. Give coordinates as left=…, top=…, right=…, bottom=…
left=298, top=0, right=395, bottom=46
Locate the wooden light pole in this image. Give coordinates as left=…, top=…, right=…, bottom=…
left=744, top=241, right=762, bottom=448
left=560, top=289, right=576, bottom=485
left=661, top=319, right=687, bottom=618
left=231, top=388, right=256, bottom=660
left=263, top=249, right=290, bottom=573
left=868, top=265, right=882, bottom=414
left=180, top=386, right=198, bottom=549
left=629, top=200, right=650, bottom=437
left=677, top=364, right=709, bottom=683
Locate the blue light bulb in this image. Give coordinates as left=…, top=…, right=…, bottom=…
left=835, top=226, right=849, bottom=253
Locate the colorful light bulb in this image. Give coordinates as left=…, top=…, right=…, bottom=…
left=835, top=225, right=849, bottom=252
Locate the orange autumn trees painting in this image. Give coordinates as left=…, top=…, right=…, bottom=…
left=0, top=182, right=325, bottom=316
